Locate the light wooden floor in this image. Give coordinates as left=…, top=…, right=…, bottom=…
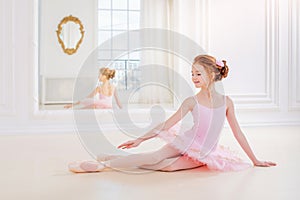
left=1, top=126, right=299, bottom=200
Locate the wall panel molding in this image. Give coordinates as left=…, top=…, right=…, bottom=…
left=199, top=0, right=209, bottom=51
left=208, top=0, right=280, bottom=110
left=0, top=0, right=6, bottom=107
left=233, top=0, right=279, bottom=110
left=0, top=0, right=5, bottom=106
left=0, top=0, right=16, bottom=116
left=288, top=0, right=300, bottom=111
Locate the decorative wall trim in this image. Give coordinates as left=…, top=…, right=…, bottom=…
left=30, top=0, right=45, bottom=119
left=0, top=0, right=16, bottom=116
left=0, top=119, right=300, bottom=136
left=288, top=0, right=300, bottom=111
left=237, top=0, right=279, bottom=110
left=207, top=0, right=280, bottom=110
left=0, top=0, right=5, bottom=106
left=199, top=0, right=209, bottom=51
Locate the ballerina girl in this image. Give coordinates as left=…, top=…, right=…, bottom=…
left=68, top=55, right=276, bottom=173
left=64, top=67, right=122, bottom=109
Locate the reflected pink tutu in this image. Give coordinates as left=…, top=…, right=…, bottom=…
left=80, top=93, right=113, bottom=109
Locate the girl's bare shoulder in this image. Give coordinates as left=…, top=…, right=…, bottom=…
left=225, top=96, right=235, bottom=111
left=182, top=96, right=197, bottom=110
left=95, top=86, right=101, bottom=92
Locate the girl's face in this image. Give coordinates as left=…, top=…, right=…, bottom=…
left=191, top=64, right=211, bottom=88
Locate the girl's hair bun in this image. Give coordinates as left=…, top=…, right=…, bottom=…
left=215, top=59, right=229, bottom=80
left=109, top=69, right=115, bottom=79
left=219, top=60, right=229, bottom=79
left=99, top=67, right=116, bottom=80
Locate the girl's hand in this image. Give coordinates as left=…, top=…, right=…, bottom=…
left=117, top=139, right=143, bottom=149
left=64, top=104, right=73, bottom=109
left=254, top=160, right=277, bottom=167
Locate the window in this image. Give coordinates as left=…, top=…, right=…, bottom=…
left=98, top=0, right=141, bottom=90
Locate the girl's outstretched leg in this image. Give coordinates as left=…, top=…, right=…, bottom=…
left=69, top=144, right=181, bottom=173
left=82, top=104, right=96, bottom=109
left=103, top=144, right=181, bottom=169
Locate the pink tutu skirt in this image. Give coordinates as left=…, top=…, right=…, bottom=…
left=80, top=98, right=112, bottom=109
left=158, top=125, right=252, bottom=172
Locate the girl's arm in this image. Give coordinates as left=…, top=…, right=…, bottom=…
left=140, top=97, right=194, bottom=140
left=118, top=97, right=195, bottom=149
left=64, top=87, right=98, bottom=109
left=64, top=102, right=80, bottom=108
left=113, top=88, right=122, bottom=109
left=86, top=87, right=99, bottom=98
left=64, top=87, right=99, bottom=108
left=226, top=96, right=276, bottom=167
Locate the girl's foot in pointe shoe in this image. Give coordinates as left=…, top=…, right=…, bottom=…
left=68, top=160, right=105, bottom=173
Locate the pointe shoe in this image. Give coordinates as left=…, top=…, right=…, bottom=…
left=68, top=160, right=105, bottom=173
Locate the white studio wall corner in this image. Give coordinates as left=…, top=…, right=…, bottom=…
left=288, top=0, right=300, bottom=111
left=0, top=0, right=16, bottom=116
left=208, top=0, right=280, bottom=111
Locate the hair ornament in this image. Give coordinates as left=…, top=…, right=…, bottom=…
left=216, top=60, right=224, bottom=67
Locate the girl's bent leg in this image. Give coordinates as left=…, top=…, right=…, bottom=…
left=103, top=144, right=181, bottom=169
left=140, top=156, right=205, bottom=172
left=82, top=104, right=96, bottom=109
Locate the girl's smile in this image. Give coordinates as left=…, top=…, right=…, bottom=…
left=192, top=65, right=207, bottom=88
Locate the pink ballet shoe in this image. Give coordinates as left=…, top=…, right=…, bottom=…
left=68, top=160, right=105, bottom=173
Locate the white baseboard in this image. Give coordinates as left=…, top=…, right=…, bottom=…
left=1, top=120, right=299, bottom=136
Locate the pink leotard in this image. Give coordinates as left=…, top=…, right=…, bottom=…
left=158, top=95, right=251, bottom=171
left=80, top=92, right=113, bottom=109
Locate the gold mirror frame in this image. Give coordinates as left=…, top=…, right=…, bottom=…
left=56, top=15, right=85, bottom=55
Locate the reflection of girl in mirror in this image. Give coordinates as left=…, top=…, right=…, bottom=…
left=68, top=55, right=276, bottom=173
left=64, top=67, right=122, bottom=109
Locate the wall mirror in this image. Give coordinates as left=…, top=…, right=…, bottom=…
left=56, top=15, right=85, bottom=55
left=38, top=0, right=196, bottom=110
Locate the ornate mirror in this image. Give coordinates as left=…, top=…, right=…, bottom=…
left=56, top=15, right=85, bottom=55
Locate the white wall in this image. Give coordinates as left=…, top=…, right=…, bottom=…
left=172, top=0, right=300, bottom=125
left=0, top=0, right=299, bottom=134
left=39, top=0, right=97, bottom=104
left=39, top=0, right=97, bottom=78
